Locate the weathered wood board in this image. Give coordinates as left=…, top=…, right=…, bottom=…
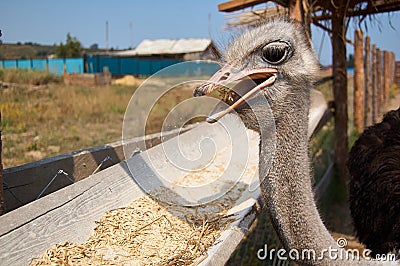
left=0, top=90, right=327, bottom=265
left=3, top=125, right=195, bottom=212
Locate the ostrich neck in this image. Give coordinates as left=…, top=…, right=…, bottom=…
left=258, top=90, right=374, bottom=265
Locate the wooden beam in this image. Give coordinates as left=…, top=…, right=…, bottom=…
left=391, top=52, right=396, bottom=91
left=377, top=48, right=383, bottom=119
left=218, top=0, right=269, bottom=12
left=384, top=51, right=391, bottom=104
left=312, top=19, right=354, bottom=44
left=354, top=29, right=365, bottom=132
left=289, top=0, right=302, bottom=21
left=390, top=52, right=395, bottom=95
left=364, top=36, right=372, bottom=127
left=313, top=1, right=400, bottom=20
left=331, top=0, right=349, bottom=182
left=372, top=44, right=378, bottom=123
left=0, top=112, right=4, bottom=215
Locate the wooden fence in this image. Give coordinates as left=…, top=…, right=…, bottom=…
left=353, top=30, right=397, bottom=132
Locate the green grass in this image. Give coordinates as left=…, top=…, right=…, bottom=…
left=0, top=71, right=207, bottom=168
left=0, top=72, right=139, bottom=167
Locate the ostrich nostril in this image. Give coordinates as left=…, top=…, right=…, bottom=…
left=193, top=86, right=206, bottom=97
left=220, top=72, right=230, bottom=81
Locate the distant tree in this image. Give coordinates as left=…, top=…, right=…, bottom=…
left=55, top=33, right=82, bottom=58
left=36, top=50, right=48, bottom=57
left=89, top=43, right=98, bottom=50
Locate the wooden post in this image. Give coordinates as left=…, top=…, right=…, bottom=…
left=384, top=51, right=391, bottom=104
left=331, top=1, right=349, bottom=181
left=388, top=52, right=394, bottom=89
left=376, top=49, right=382, bottom=120
left=392, top=52, right=397, bottom=90
left=288, top=0, right=311, bottom=40
left=364, top=36, right=372, bottom=127
left=63, top=58, right=67, bottom=75
left=354, top=30, right=364, bottom=132
left=372, top=45, right=377, bottom=123
left=0, top=112, right=5, bottom=215
left=289, top=0, right=302, bottom=21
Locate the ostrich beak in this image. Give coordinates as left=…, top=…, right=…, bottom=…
left=194, top=65, right=277, bottom=123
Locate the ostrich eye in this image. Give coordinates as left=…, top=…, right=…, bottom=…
left=262, top=41, right=291, bottom=65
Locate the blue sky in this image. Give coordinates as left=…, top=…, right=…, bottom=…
left=1, top=0, right=399, bottom=65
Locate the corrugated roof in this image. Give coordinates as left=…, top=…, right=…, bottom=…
left=115, top=38, right=212, bottom=56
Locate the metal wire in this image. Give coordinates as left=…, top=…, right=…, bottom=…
left=91, top=155, right=112, bottom=175
left=35, top=170, right=72, bottom=200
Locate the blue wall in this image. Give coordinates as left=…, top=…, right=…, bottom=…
left=85, top=55, right=220, bottom=77
left=1, top=56, right=220, bottom=77
left=86, top=55, right=183, bottom=76
left=0, top=58, right=83, bottom=76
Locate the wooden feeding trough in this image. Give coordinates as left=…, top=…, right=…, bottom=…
left=0, top=90, right=328, bottom=265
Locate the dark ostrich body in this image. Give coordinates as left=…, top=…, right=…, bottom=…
left=348, top=108, right=400, bottom=257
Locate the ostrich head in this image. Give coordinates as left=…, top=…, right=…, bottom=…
left=194, top=18, right=319, bottom=130
left=193, top=19, right=356, bottom=265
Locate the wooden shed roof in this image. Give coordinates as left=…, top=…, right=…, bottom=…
left=219, top=0, right=400, bottom=14
left=219, top=0, right=400, bottom=27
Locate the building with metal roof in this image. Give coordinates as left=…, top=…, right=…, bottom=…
left=84, top=38, right=219, bottom=76
left=114, top=38, right=217, bottom=60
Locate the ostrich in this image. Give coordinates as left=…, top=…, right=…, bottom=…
left=348, top=108, right=400, bottom=258
left=194, top=18, right=398, bottom=265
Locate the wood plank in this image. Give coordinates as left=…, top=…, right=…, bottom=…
left=377, top=48, right=383, bottom=119
left=384, top=50, right=391, bottom=104
left=332, top=2, right=349, bottom=181
left=309, top=90, right=328, bottom=138
left=3, top=125, right=194, bottom=212
left=313, top=0, right=400, bottom=20
left=199, top=199, right=260, bottom=266
left=372, top=44, right=378, bottom=123
left=218, top=0, right=270, bottom=12
left=310, top=108, right=333, bottom=139
left=0, top=162, right=144, bottom=265
left=0, top=90, right=327, bottom=265
left=354, top=29, right=365, bottom=131
left=364, top=36, right=372, bottom=127
left=0, top=111, right=4, bottom=215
